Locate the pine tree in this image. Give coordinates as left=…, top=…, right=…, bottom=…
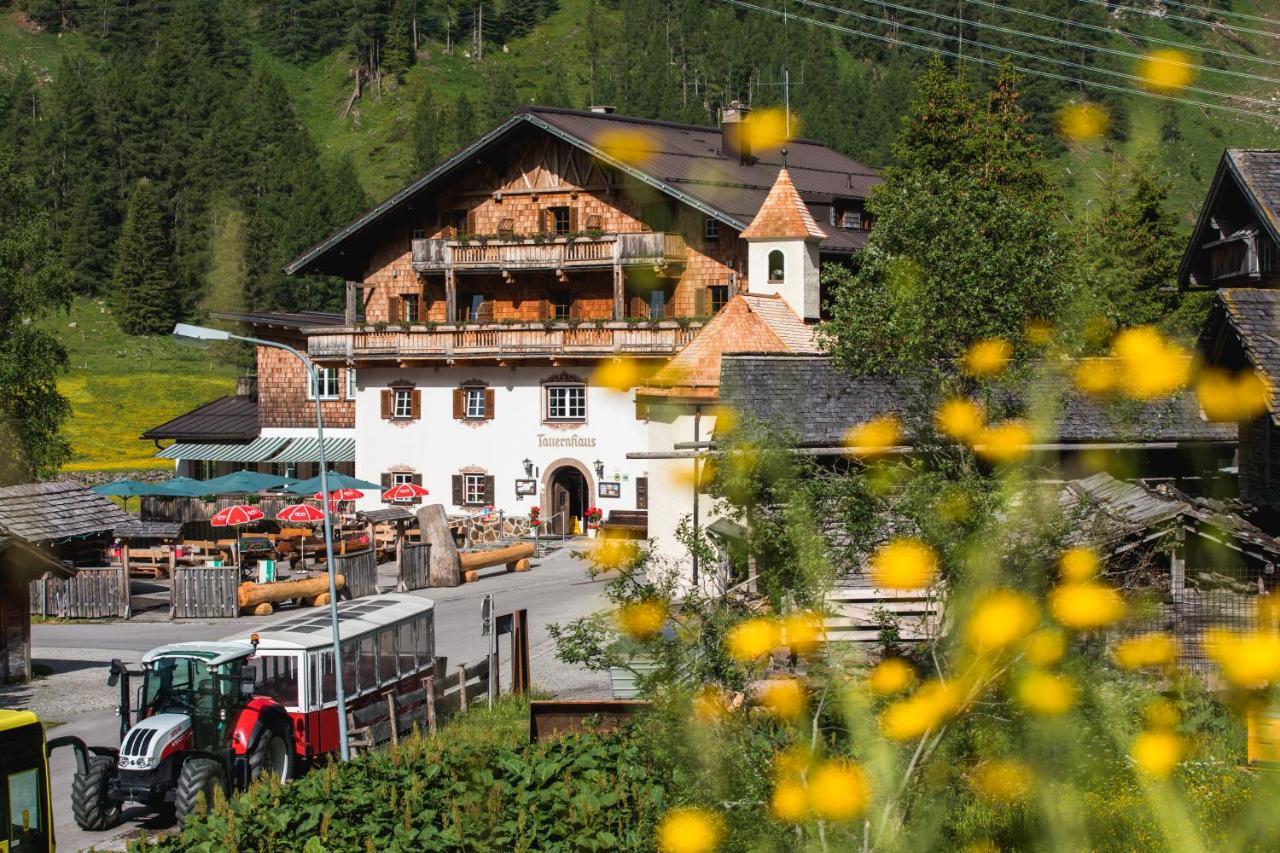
left=453, top=92, right=477, bottom=149
left=411, top=87, right=444, bottom=170
left=111, top=178, right=176, bottom=335
left=482, top=64, right=520, bottom=127
left=383, top=0, right=415, bottom=82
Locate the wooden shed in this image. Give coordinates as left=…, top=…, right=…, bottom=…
left=0, top=534, right=73, bottom=682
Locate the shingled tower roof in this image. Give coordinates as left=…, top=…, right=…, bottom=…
left=738, top=167, right=827, bottom=241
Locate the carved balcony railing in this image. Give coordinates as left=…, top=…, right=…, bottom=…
left=411, top=233, right=686, bottom=274
left=306, top=321, right=703, bottom=362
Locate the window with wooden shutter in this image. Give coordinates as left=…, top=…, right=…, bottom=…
left=568, top=206, right=578, bottom=232
left=381, top=390, right=393, bottom=419
left=381, top=472, right=392, bottom=490
left=452, top=389, right=464, bottom=419
left=483, top=475, right=495, bottom=505
left=484, top=388, right=495, bottom=420
left=629, top=295, right=646, bottom=319
left=388, top=296, right=402, bottom=324
left=452, top=475, right=464, bottom=505
left=695, top=288, right=709, bottom=317
left=409, top=473, right=424, bottom=505
left=636, top=477, right=648, bottom=510
left=465, top=209, right=477, bottom=235
left=410, top=390, right=422, bottom=419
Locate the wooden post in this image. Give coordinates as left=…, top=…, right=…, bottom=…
left=445, top=268, right=457, bottom=324
left=457, top=663, right=468, bottom=712
left=1170, top=525, right=1186, bottom=597
left=510, top=609, right=530, bottom=695
left=345, top=280, right=358, bottom=324
left=612, top=263, right=624, bottom=320
left=386, top=691, right=399, bottom=746
left=422, top=676, right=437, bottom=734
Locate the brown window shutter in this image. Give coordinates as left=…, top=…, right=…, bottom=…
left=388, top=296, right=401, bottom=324
left=696, top=287, right=709, bottom=316
left=637, top=477, right=648, bottom=510
left=452, top=475, right=463, bottom=506
left=629, top=295, right=645, bottom=319
left=568, top=206, right=578, bottom=231
left=465, top=209, right=476, bottom=234
left=484, top=388, right=495, bottom=420
left=452, top=388, right=464, bottom=419
left=381, top=472, right=392, bottom=489
left=411, top=389, right=422, bottom=419
left=381, top=390, right=393, bottom=419
left=635, top=400, right=648, bottom=421
left=410, top=473, right=424, bottom=505
left=483, top=475, right=495, bottom=505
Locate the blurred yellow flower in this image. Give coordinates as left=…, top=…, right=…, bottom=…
left=1113, top=633, right=1178, bottom=670
left=773, top=744, right=812, bottom=779
left=782, top=611, right=825, bottom=656
left=1057, top=101, right=1110, bottom=142
left=589, top=538, right=641, bottom=572
left=975, top=421, right=1033, bottom=464
left=761, top=678, right=807, bottom=720
left=1196, top=368, right=1270, bottom=422
left=868, top=658, right=916, bottom=695
left=1050, top=581, right=1125, bottom=630
left=657, top=807, right=722, bottom=853
left=880, top=680, right=961, bottom=739
left=743, top=107, right=795, bottom=151
left=1132, top=729, right=1184, bottom=778
left=617, top=600, right=666, bottom=640
left=1059, top=547, right=1100, bottom=582
left=598, top=127, right=656, bottom=167
left=964, top=338, right=1013, bottom=377
left=771, top=779, right=808, bottom=822
left=1025, top=628, right=1067, bottom=667
left=692, top=685, right=729, bottom=724
left=592, top=357, right=643, bottom=391
left=1144, top=699, right=1179, bottom=730
left=1026, top=319, right=1054, bottom=347
left=711, top=405, right=739, bottom=437
left=970, top=759, right=1034, bottom=803
left=1074, top=358, right=1118, bottom=396
left=1204, top=630, right=1280, bottom=688
left=1111, top=326, right=1191, bottom=400
left=844, top=414, right=903, bottom=458
left=1139, top=48, right=1194, bottom=92
left=807, top=761, right=870, bottom=822
left=725, top=617, right=780, bottom=661
left=1016, top=671, right=1077, bottom=716
left=965, top=842, right=1000, bottom=853
left=966, top=590, right=1039, bottom=653
left=869, top=539, right=938, bottom=589
left=936, top=398, right=985, bottom=442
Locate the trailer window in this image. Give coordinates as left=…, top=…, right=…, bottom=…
left=416, top=614, right=432, bottom=666
left=358, top=637, right=376, bottom=692
left=314, top=650, right=337, bottom=706
left=379, top=629, right=398, bottom=684
left=398, top=621, right=416, bottom=673
left=251, top=654, right=301, bottom=709
left=342, top=640, right=360, bottom=696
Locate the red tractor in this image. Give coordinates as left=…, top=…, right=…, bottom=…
left=64, top=639, right=294, bottom=829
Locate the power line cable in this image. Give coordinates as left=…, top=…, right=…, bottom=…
left=1068, top=0, right=1280, bottom=40
left=1122, top=0, right=1280, bottom=28
left=716, top=0, right=1280, bottom=121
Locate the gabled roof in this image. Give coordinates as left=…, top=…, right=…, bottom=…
left=639, top=294, right=819, bottom=401
left=0, top=481, right=135, bottom=543
left=142, top=395, right=259, bottom=442
left=1198, top=288, right=1280, bottom=423
left=718, top=354, right=1235, bottom=446
left=739, top=168, right=827, bottom=240
left=1179, top=149, right=1280, bottom=287
left=0, top=535, right=75, bottom=581
left=285, top=107, right=879, bottom=278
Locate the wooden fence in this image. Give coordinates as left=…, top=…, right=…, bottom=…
left=397, top=543, right=430, bottom=591
left=824, top=582, right=943, bottom=643
left=30, top=567, right=129, bottom=619
left=171, top=565, right=239, bottom=619
left=347, top=656, right=492, bottom=752
left=335, top=549, right=378, bottom=598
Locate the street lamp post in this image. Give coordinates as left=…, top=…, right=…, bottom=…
left=174, top=323, right=351, bottom=761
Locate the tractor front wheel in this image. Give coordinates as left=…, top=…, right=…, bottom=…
left=249, top=723, right=294, bottom=784
left=174, top=757, right=226, bottom=827
left=71, top=754, right=121, bottom=831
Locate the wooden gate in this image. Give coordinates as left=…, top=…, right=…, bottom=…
left=397, top=543, right=431, bottom=591
left=30, top=567, right=130, bottom=619
left=171, top=566, right=239, bottom=619
left=335, top=549, right=378, bottom=599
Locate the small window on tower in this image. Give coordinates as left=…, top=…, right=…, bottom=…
left=412, top=229, right=426, bottom=240
left=768, top=250, right=785, bottom=284
left=704, top=218, right=719, bottom=241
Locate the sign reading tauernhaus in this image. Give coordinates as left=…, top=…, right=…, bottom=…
left=537, top=434, right=598, bottom=448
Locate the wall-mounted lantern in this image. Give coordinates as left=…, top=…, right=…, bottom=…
left=523, top=458, right=534, bottom=477
left=594, top=459, right=605, bottom=479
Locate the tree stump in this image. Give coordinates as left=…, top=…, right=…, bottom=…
left=417, top=503, right=462, bottom=587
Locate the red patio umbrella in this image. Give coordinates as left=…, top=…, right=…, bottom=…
left=381, top=482, right=430, bottom=502
left=313, top=488, right=364, bottom=501
left=210, top=504, right=265, bottom=566
left=276, top=503, right=328, bottom=568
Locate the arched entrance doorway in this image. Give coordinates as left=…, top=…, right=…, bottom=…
left=546, top=464, right=589, bottom=535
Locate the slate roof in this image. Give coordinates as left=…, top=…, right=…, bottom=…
left=141, top=395, right=259, bottom=441
left=739, top=168, right=827, bottom=240
left=0, top=481, right=135, bottom=543
left=286, top=107, right=879, bottom=278
left=113, top=520, right=185, bottom=539
left=718, top=354, right=1235, bottom=446
left=1199, top=288, right=1280, bottom=423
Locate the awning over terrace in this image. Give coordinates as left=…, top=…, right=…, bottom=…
left=268, top=437, right=356, bottom=464
left=156, top=436, right=289, bottom=463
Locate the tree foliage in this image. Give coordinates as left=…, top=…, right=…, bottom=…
left=111, top=178, right=176, bottom=335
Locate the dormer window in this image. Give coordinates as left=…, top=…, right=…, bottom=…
left=840, top=210, right=862, bottom=231
left=768, top=250, right=785, bottom=284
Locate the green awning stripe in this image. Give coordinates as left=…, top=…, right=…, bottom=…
left=155, top=436, right=289, bottom=462
left=269, top=437, right=356, bottom=464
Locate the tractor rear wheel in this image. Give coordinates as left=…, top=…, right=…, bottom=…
left=72, top=754, right=121, bottom=831
left=174, top=757, right=226, bottom=827
left=249, top=723, right=294, bottom=784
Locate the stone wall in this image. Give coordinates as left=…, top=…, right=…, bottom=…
left=448, top=511, right=534, bottom=549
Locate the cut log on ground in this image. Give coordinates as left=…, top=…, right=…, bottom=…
left=458, top=542, right=535, bottom=572
left=238, top=574, right=345, bottom=612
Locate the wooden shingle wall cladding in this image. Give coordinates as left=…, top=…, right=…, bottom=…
left=256, top=343, right=355, bottom=429
left=1, top=577, right=29, bottom=682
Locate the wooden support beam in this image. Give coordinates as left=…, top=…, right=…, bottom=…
left=612, top=264, right=624, bottom=320
left=386, top=692, right=399, bottom=746
left=445, top=268, right=457, bottom=324
left=422, top=675, right=437, bottom=734
left=345, top=280, right=358, bottom=324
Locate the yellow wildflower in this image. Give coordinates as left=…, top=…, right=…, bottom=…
left=598, top=127, right=656, bottom=167
left=965, top=338, right=1013, bottom=377
left=1016, top=671, right=1077, bottom=716
left=1026, top=318, right=1054, bottom=346
left=1139, top=49, right=1194, bottom=92
left=1113, top=633, right=1178, bottom=670
left=1025, top=628, right=1067, bottom=667
left=782, top=611, right=825, bottom=656
left=868, top=658, right=916, bottom=695
left=773, top=745, right=812, bottom=780
left=616, top=600, right=666, bottom=640
left=743, top=106, right=795, bottom=151
left=770, top=779, right=808, bottom=822
left=844, top=414, right=903, bottom=459
left=936, top=398, right=985, bottom=442
left=761, top=678, right=807, bottom=720
left=807, top=761, right=871, bottom=822
left=1196, top=368, right=1270, bottom=422
left=1111, top=326, right=1191, bottom=400
left=1132, top=730, right=1184, bottom=778
left=589, top=538, right=641, bottom=572
left=1050, top=581, right=1126, bottom=630
left=966, top=589, right=1039, bottom=653
left=1057, top=102, right=1110, bottom=142
left=975, top=420, right=1033, bottom=464
left=592, top=357, right=644, bottom=391
left=657, top=807, right=722, bottom=853
left=692, top=685, right=729, bottom=724
left=970, top=759, right=1034, bottom=803
left=1059, top=547, right=1100, bottom=582
left=869, top=539, right=938, bottom=590
left=880, top=680, right=962, bottom=739
left=1144, top=699, right=1179, bottom=730
left=1074, top=357, right=1118, bottom=395
left=711, top=405, right=739, bottom=437
left=725, top=617, right=780, bottom=662
left=1204, top=630, right=1280, bottom=689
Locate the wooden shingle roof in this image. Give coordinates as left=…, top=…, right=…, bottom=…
left=0, top=481, right=135, bottom=543
left=1199, top=288, right=1280, bottom=423
left=739, top=168, right=827, bottom=241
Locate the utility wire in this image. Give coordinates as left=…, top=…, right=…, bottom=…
left=716, top=0, right=1280, bottom=121
left=1121, top=0, right=1280, bottom=28
left=1069, top=0, right=1280, bottom=40
left=798, top=0, right=1280, bottom=99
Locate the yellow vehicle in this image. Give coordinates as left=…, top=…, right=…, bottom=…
left=0, top=710, right=54, bottom=852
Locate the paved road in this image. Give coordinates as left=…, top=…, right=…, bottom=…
left=8, top=546, right=611, bottom=852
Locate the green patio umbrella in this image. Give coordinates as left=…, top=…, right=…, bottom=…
left=194, top=470, right=296, bottom=496
left=283, top=472, right=382, bottom=495
left=91, top=479, right=199, bottom=510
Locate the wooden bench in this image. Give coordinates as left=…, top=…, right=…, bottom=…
left=122, top=546, right=176, bottom=578
left=600, top=510, right=647, bottom=539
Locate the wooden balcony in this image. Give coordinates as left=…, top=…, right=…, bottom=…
left=411, top=233, right=686, bottom=274
left=306, top=321, right=703, bottom=363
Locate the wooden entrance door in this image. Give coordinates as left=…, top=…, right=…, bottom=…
left=553, top=482, right=571, bottom=535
